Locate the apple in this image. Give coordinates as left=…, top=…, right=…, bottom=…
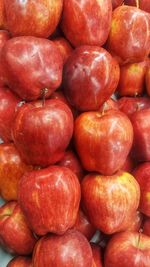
left=32, top=230, right=93, bottom=267
left=107, top=6, right=150, bottom=64
left=99, top=98, right=118, bottom=113
left=74, top=110, right=133, bottom=175
left=104, top=231, right=150, bottom=267
left=53, top=37, right=73, bottom=63
left=0, top=0, right=6, bottom=29
left=91, top=243, right=103, bottom=267
left=127, top=210, right=143, bottom=232
left=124, top=0, right=150, bottom=13
left=0, top=30, right=10, bottom=87
left=12, top=99, right=73, bottom=167
left=130, top=109, right=150, bottom=162
left=117, top=61, right=147, bottom=96
left=0, top=143, right=32, bottom=201
left=112, top=0, right=124, bottom=9
left=143, top=217, right=150, bottom=236
left=133, top=162, right=150, bottom=216
left=73, top=209, right=96, bottom=240
left=18, top=165, right=81, bottom=236
left=0, top=201, right=37, bottom=255
left=118, top=96, right=150, bottom=117
left=1, top=36, right=63, bottom=101
left=7, top=256, right=32, bottom=267
left=122, top=155, right=136, bottom=173
left=146, top=67, right=150, bottom=95
left=81, top=171, right=140, bottom=234
left=4, top=0, right=63, bottom=38
left=63, top=46, right=120, bottom=111
left=61, top=0, right=112, bottom=47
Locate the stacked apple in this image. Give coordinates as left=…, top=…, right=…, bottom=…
left=0, top=0, right=150, bottom=267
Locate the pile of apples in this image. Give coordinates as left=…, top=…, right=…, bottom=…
left=0, top=0, right=150, bottom=266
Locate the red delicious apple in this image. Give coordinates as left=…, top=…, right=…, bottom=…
left=18, top=165, right=81, bottom=236
left=61, top=0, right=112, bottom=47
left=127, top=211, right=143, bottom=232
left=117, top=61, right=147, bottom=96
left=0, top=201, right=37, bottom=255
left=12, top=99, right=73, bottom=167
left=81, top=171, right=140, bottom=234
left=74, top=110, right=133, bottom=175
left=73, top=209, right=96, bottom=240
left=99, top=98, right=118, bottom=113
left=63, top=46, right=120, bottom=111
left=91, top=243, right=103, bottom=267
left=1, top=36, right=63, bottom=100
left=4, top=0, right=63, bottom=38
left=32, top=230, right=93, bottom=267
left=118, top=96, right=150, bottom=117
left=146, top=67, right=150, bottom=95
left=7, top=256, right=32, bottom=267
left=53, top=37, right=73, bottom=63
left=112, top=0, right=124, bottom=9
left=143, top=217, right=150, bottom=236
left=130, top=109, right=150, bottom=161
left=133, top=163, right=150, bottom=216
left=0, top=143, right=32, bottom=201
left=104, top=231, right=150, bottom=267
left=0, top=87, right=20, bottom=142
left=107, top=6, right=150, bottom=64
left=124, top=0, right=150, bottom=13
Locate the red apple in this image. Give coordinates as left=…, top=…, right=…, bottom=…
left=133, top=163, right=150, bottom=216
left=53, top=37, right=73, bottom=63
left=0, top=87, right=21, bottom=142
left=33, top=230, right=93, bottom=267
left=117, top=61, right=147, bottom=96
left=0, top=201, right=37, bottom=255
left=1, top=37, right=63, bottom=100
left=0, top=0, right=6, bottom=29
left=74, top=110, right=133, bottom=175
left=91, top=243, right=103, bottom=267
left=0, top=30, right=10, bottom=87
left=81, top=171, right=140, bottom=234
left=143, top=217, right=150, bottom=236
left=99, top=98, right=118, bottom=113
left=118, top=96, right=150, bottom=117
left=61, top=0, right=112, bottom=47
left=0, top=143, right=32, bottom=201
left=4, top=0, right=63, bottom=37
left=127, top=211, right=143, bottom=232
left=112, top=0, right=124, bottom=9
left=73, top=209, right=96, bottom=240
left=122, top=155, right=136, bottom=173
left=146, top=67, right=150, bottom=95
left=107, top=6, right=150, bottom=64
left=124, top=0, right=150, bottom=13
left=104, top=231, right=150, bottom=267
left=7, top=256, right=32, bottom=267
left=18, top=166, right=81, bottom=236
left=63, top=46, right=120, bottom=111
left=12, top=99, right=73, bottom=167
left=130, top=109, right=150, bottom=162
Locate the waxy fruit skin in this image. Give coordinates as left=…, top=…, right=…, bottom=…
left=7, top=256, right=32, bottom=267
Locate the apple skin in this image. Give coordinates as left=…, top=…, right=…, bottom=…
left=32, top=230, right=93, bottom=267
left=74, top=110, right=133, bottom=175
left=112, top=0, right=124, bottom=9
left=63, top=46, right=120, bottom=112
left=4, top=0, right=63, bottom=38
left=81, top=171, right=140, bottom=234
left=117, top=61, right=147, bottom=96
left=99, top=98, right=118, bottom=113
left=0, top=143, right=33, bottom=201
left=0, top=0, right=6, bottom=29
left=122, top=155, right=136, bottom=173
left=61, top=0, right=112, bottom=47
left=104, top=231, right=150, bottom=267
left=146, top=67, right=150, bottom=96
left=0, top=30, right=10, bottom=87
left=143, top=217, right=150, bottom=236
left=127, top=211, right=143, bottom=232
left=91, top=243, right=103, bottom=267
left=12, top=99, right=73, bottom=167
left=124, top=0, right=150, bottom=13
left=107, top=6, right=150, bottom=64
left=53, top=37, right=73, bottom=64
left=7, top=256, right=32, bottom=267
left=130, top=109, right=150, bottom=162
left=18, top=165, right=81, bottom=236
left=1, top=36, right=63, bottom=101
left=133, top=163, right=150, bottom=216
left=118, top=96, right=150, bottom=117
left=0, top=201, right=37, bottom=255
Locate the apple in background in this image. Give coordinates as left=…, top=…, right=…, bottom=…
left=4, top=0, right=63, bottom=37
left=63, top=46, right=120, bottom=111
left=117, top=61, right=147, bottom=96
left=53, top=37, right=73, bottom=64
left=61, top=0, right=112, bottom=47
left=104, top=231, right=150, bottom=267
left=133, top=163, right=150, bottom=216
left=99, top=98, right=118, bottom=113
left=73, top=209, right=96, bottom=240
left=0, top=143, right=32, bottom=201
left=122, top=155, right=136, bottom=173
left=0, top=0, right=6, bottom=29
left=33, top=230, right=93, bottom=267
left=91, top=243, right=103, bottom=267
left=0, top=30, right=10, bottom=87
left=19, top=166, right=81, bottom=236
left=12, top=99, right=73, bottom=167
left=118, top=96, right=150, bottom=117
left=112, top=0, right=124, bottom=9
left=146, top=67, right=150, bottom=95
left=0, top=201, right=37, bottom=255
left=1, top=37, right=63, bottom=101
left=130, top=109, right=150, bottom=162
left=143, top=217, right=150, bottom=236
left=7, top=256, right=32, bottom=267
left=107, top=6, right=150, bottom=64
left=124, top=0, right=150, bottom=13
left=74, top=110, right=133, bottom=175
left=81, top=171, right=140, bottom=234
left=127, top=211, right=143, bottom=232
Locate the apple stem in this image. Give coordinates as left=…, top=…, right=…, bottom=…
left=137, top=228, right=143, bottom=249
left=41, top=88, right=48, bottom=107
left=135, top=0, right=139, bottom=8
left=102, top=102, right=107, bottom=115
